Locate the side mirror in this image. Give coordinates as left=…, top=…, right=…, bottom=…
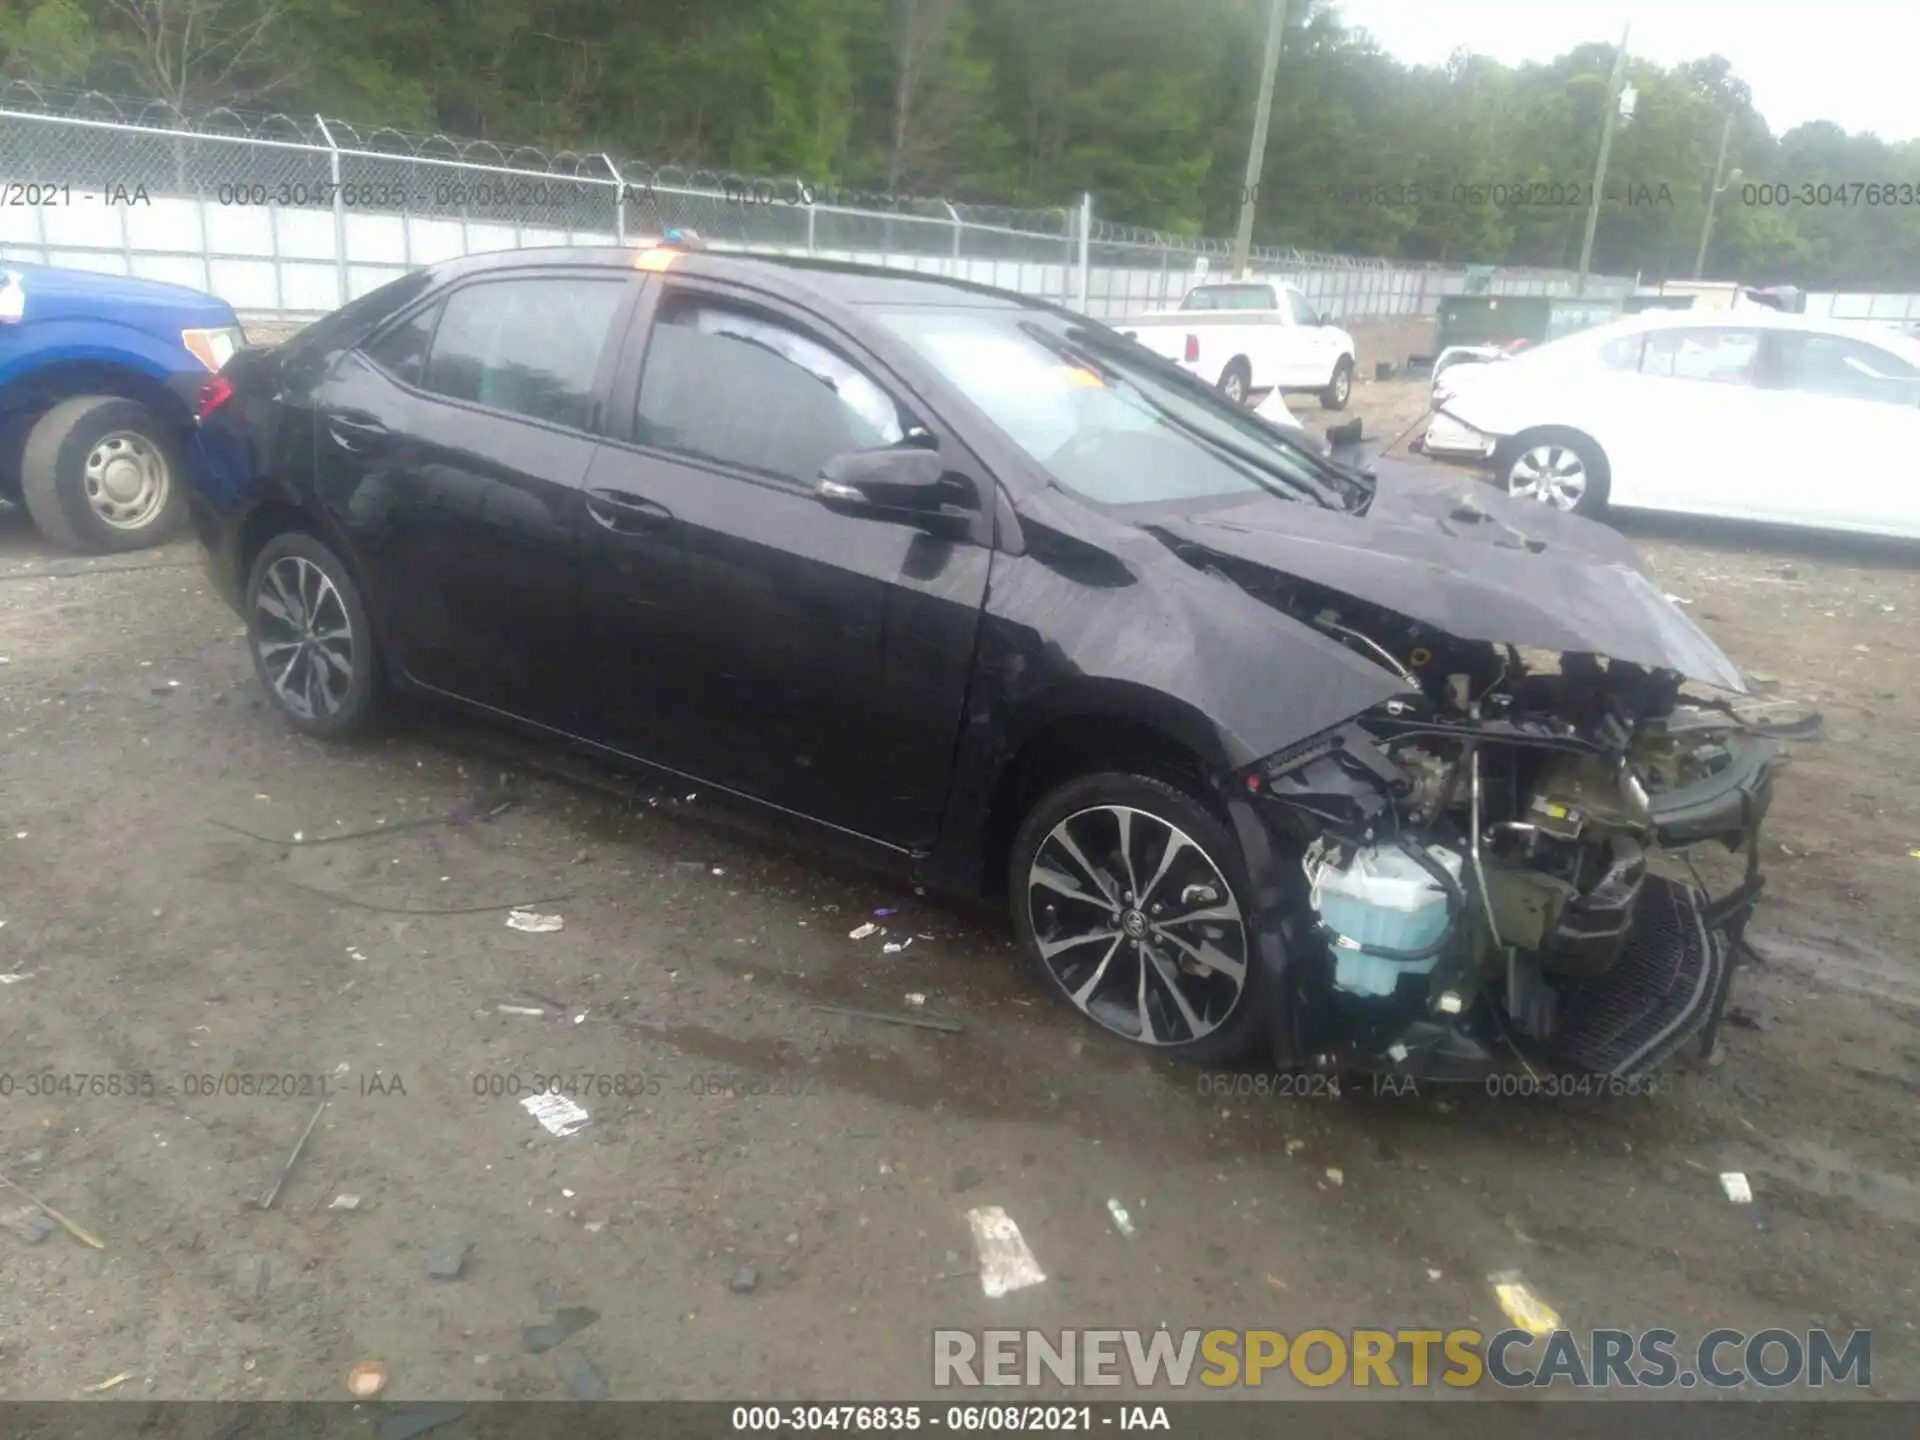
left=815, top=445, right=954, bottom=513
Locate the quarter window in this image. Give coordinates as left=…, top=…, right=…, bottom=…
left=633, top=299, right=911, bottom=485
left=420, top=276, right=627, bottom=429
left=362, top=301, right=440, bottom=387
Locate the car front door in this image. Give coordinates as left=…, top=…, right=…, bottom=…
left=311, top=269, right=637, bottom=729
left=574, top=280, right=994, bottom=848
left=1281, top=286, right=1331, bottom=388
left=1752, top=328, right=1920, bottom=534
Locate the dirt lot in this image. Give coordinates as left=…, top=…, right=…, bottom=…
left=2, top=379, right=1918, bottom=1404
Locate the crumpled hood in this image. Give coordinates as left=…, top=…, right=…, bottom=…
left=1147, top=461, right=1749, bottom=693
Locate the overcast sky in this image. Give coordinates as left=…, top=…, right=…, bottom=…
left=1331, top=0, right=1916, bottom=141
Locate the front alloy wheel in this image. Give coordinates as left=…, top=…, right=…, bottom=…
left=1506, top=442, right=1589, bottom=512
left=1012, top=774, right=1266, bottom=1062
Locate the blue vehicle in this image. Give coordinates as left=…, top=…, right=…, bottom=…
left=0, top=262, right=247, bottom=552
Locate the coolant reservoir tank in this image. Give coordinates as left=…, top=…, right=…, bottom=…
left=1309, top=843, right=1464, bottom=998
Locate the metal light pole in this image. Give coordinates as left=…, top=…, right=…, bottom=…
left=1576, top=24, right=1632, bottom=296
left=1232, top=0, right=1289, bottom=279
left=1694, top=115, right=1739, bottom=279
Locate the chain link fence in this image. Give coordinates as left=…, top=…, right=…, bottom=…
left=1, top=82, right=1633, bottom=336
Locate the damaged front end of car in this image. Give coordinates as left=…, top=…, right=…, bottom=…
left=1237, top=606, right=1793, bottom=1082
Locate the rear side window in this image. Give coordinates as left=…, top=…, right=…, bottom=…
left=421, top=276, right=628, bottom=429
left=633, top=299, right=909, bottom=485
left=363, top=302, right=440, bottom=387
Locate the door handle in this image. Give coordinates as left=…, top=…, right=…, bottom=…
left=327, top=413, right=388, bottom=451
left=586, top=488, right=673, bottom=533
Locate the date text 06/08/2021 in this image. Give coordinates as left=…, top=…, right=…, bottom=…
left=729, top=1404, right=1171, bottom=1432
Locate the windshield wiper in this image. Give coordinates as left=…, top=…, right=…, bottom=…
left=1023, top=324, right=1359, bottom=511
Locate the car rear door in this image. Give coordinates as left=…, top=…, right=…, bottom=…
left=1600, top=322, right=1771, bottom=516
left=574, top=277, right=994, bottom=848
left=310, top=267, right=638, bottom=729
left=1752, top=328, right=1920, bottom=535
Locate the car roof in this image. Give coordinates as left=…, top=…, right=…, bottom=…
left=1564, top=307, right=1920, bottom=361
left=421, top=245, right=1049, bottom=314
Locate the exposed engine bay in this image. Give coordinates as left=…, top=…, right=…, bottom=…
left=1233, top=575, right=1807, bottom=1082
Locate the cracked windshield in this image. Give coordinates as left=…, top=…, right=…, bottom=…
left=1, top=0, right=1914, bottom=1434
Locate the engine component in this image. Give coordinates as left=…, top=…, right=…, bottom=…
left=1527, top=752, right=1653, bottom=840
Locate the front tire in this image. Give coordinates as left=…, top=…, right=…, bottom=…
left=1500, top=427, right=1611, bottom=517
left=1320, top=356, right=1354, bottom=411
left=245, top=532, right=382, bottom=739
left=1009, top=772, right=1269, bottom=1065
left=20, top=396, right=187, bottom=553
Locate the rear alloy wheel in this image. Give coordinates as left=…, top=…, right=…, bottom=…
left=1010, top=773, right=1268, bottom=1064
left=1503, top=428, right=1610, bottom=517
left=246, top=532, right=381, bottom=739
left=1218, top=359, right=1252, bottom=407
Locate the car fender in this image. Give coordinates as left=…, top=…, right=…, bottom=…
left=919, top=489, right=1411, bottom=897
left=0, top=318, right=194, bottom=395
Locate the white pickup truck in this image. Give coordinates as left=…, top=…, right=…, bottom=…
left=1118, top=281, right=1358, bottom=411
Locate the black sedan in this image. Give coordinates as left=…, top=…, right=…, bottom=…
left=186, top=242, right=1783, bottom=1081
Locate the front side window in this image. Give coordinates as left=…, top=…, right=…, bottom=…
left=420, top=276, right=627, bottom=429
left=634, top=299, right=910, bottom=485
left=1639, top=326, right=1762, bottom=385
left=1768, top=332, right=1920, bottom=406
left=1285, top=288, right=1321, bottom=326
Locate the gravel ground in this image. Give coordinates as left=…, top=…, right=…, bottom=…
left=1, top=385, right=1917, bottom=1403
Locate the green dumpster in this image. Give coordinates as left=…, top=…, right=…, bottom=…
left=1435, top=295, right=1618, bottom=352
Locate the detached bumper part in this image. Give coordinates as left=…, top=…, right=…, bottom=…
left=1418, top=411, right=1498, bottom=459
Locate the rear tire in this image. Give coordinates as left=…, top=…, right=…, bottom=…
left=245, top=531, right=383, bottom=740
left=1320, top=356, right=1354, bottom=410
left=1009, top=772, right=1269, bottom=1066
left=1217, top=358, right=1252, bottom=407
left=20, top=396, right=187, bottom=553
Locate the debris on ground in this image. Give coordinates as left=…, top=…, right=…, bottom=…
left=239, top=1254, right=271, bottom=1300
left=506, top=909, right=565, bottom=933
left=904, top=993, right=926, bottom=1007
left=495, top=1004, right=546, bottom=1017
left=1284, top=1139, right=1304, bottom=1156
left=1489, top=1271, right=1562, bottom=1338
left=522, top=1306, right=601, bottom=1354
left=883, top=939, right=913, bottom=954
left=952, top=1167, right=983, bottom=1194
left=0, top=1172, right=104, bottom=1248
left=329, top=1193, right=363, bottom=1211
left=0, top=1205, right=55, bottom=1245
left=874, top=907, right=899, bottom=918
left=426, top=1238, right=473, bottom=1280
left=966, top=1206, right=1046, bottom=1298
left=552, top=1348, right=610, bottom=1400
left=1727, top=1006, right=1777, bottom=1032
left=1720, top=1172, right=1754, bottom=1204
left=813, top=1002, right=961, bottom=1035
left=848, top=922, right=880, bottom=940
left=521, top=1092, right=591, bottom=1137
left=82, top=1373, right=131, bottom=1394
left=257, top=1101, right=328, bottom=1211
left=1264, top=1274, right=1287, bottom=1292
left=1427, top=1268, right=1443, bottom=1281
left=729, top=1264, right=759, bottom=1294
left=347, top=1360, right=388, bottom=1398
left=1325, top=1167, right=1344, bottom=1187
left=1106, top=1199, right=1136, bottom=1237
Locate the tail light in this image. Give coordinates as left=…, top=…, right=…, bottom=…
left=198, top=375, right=235, bottom=421
left=1184, top=333, right=1200, bottom=363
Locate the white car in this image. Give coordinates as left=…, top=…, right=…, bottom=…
left=1419, top=309, right=1920, bottom=538
left=1119, top=282, right=1358, bottom=410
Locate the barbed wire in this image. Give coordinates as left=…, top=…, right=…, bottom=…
left=0, top=79, right=1631, bottom=286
